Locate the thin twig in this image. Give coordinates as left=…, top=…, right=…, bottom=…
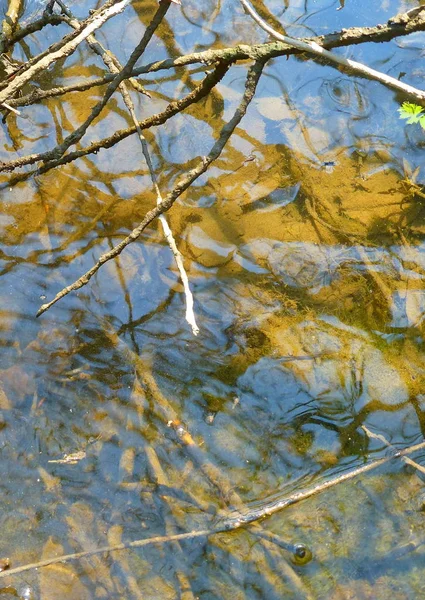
left=7, top=7, right=425, bottom=109
left=55, top=1, right=197, bottom=333
left=0, top=436, right=424, bottom=579
left=0, top=0, right=133, bottom=104
left=0, top=62, right=229, bottom=176
left=53, top=0, right=149, bottom=96
left=362, top=425, right=425, bottom=476
left=36, top=60, right=264, bottom=316
left=37, top=0, right=171, bottom=166
left=91, top=16, right=200, bottom=335
left=3, top=8, right=425, bottom=174
left=239, top=0, right=425, bottom=102
left=0, top=102, right=20, bottom=115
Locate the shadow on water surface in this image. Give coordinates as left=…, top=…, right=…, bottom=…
left=1, top=0, right=425, bottom=598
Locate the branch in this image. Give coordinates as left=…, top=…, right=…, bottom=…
left=239, top=0, right=425, bottom=102
left=1, top=62, right=230, bottom=189
left=36, top=60, right=264, bottom=316
left=3, top=6, right=425, bottom=174
left=0, top=436, right=424, bottom=580
left=67, top=0, right=199, bottom=335
left=1, top=13, right=64, bottom=53
left=0, top=0, right=133, bottom=104
left=362, top=425, right=425, bottom=476
left=52, top=0, right=149, bottom=96
left=0, top=0, right=23, bottom=53
left=7, top=6, right=425, bottom=109
left=3, top=0, right=171, bottom=179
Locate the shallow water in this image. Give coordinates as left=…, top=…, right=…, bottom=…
left=1, top=0, right=425, bottom=598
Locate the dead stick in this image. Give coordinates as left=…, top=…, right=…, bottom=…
left=213, top=438, right=425, bottom=529
left=144, top=446, right=197, bottom=599
left=0, top=437, right=424, bottom=579
left=0, top=61, right=229, bottom=175
left=0, top=0, right=23, bottom=53
left=8, top=7, right=425, bottom=108
left=0, top=13, right=63, bottom=53
left=0, top=0, right=132, bottom=104
left=30, top=0, right=170, bottom=168
left=240, top=0, right=425, bottom=102
left=107, top=330, right=313, bottom=599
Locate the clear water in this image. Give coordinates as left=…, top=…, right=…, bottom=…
left=0, top=0, right=425, bottom=598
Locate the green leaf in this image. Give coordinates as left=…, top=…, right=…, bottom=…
left=398, top=102, right=425, bottom=124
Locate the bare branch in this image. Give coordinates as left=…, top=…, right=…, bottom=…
left=0, top=0, right=133, bottom=104
left=1, top=62, right=230, bottom=185
left=7, top=7, right=425, bottom=109
left=68, top=0, right=199, bottom=334
left=1, top=13, right=64, bottom=53
left=0, top=0, right=24, bottom=53
left=36, top=60, right=265, bottom=316
left=239, top=0, right=425, bottom=102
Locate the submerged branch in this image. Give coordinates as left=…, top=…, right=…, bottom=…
left=1, top=436, right=424, bottom=579
left=362, top=425, right=425, bottom=476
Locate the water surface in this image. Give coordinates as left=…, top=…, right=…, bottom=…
left=1, top=0, right=425, bottom=598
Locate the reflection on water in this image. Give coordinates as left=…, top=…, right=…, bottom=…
left=1, top=0, right=425, bottom=598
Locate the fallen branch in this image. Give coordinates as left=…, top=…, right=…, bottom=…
left=36, top=59, right=264, bottom=316
left=52, top=0, right=148, bottom=96
left=3, top=7, right=425, bottom=175
left=0, top=0, right=133, bottom=104
left=0, top=62, right=229, bottom=180
left=1, top=436, right=424, bottom=580
left=0, top=0, right=23, bottom=54
left=52, top=0, right=198, bottom=335
left=0, top=12, right=63, bottom=53
left=239, top=0, right=425, bottom=103
left=102, top=29, right=200, bottom=335
left=7, top=6, right=425, bottom=109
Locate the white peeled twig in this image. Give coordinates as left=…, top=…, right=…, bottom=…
left=239, top=0, right=425, bottom=103
left=123, top=97, right=199, bottom=335
left=0, top=102, right=21, bottom=115
left=157, top=214, right=200, bottom=335
left=104, top=66, right=198, bottom=335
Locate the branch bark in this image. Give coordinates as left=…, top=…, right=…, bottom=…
left=7, top=7, right=425, bottom=109
left=240, top=0, right=425, bottom=102
left=0, top=0, right=133, bottom=104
